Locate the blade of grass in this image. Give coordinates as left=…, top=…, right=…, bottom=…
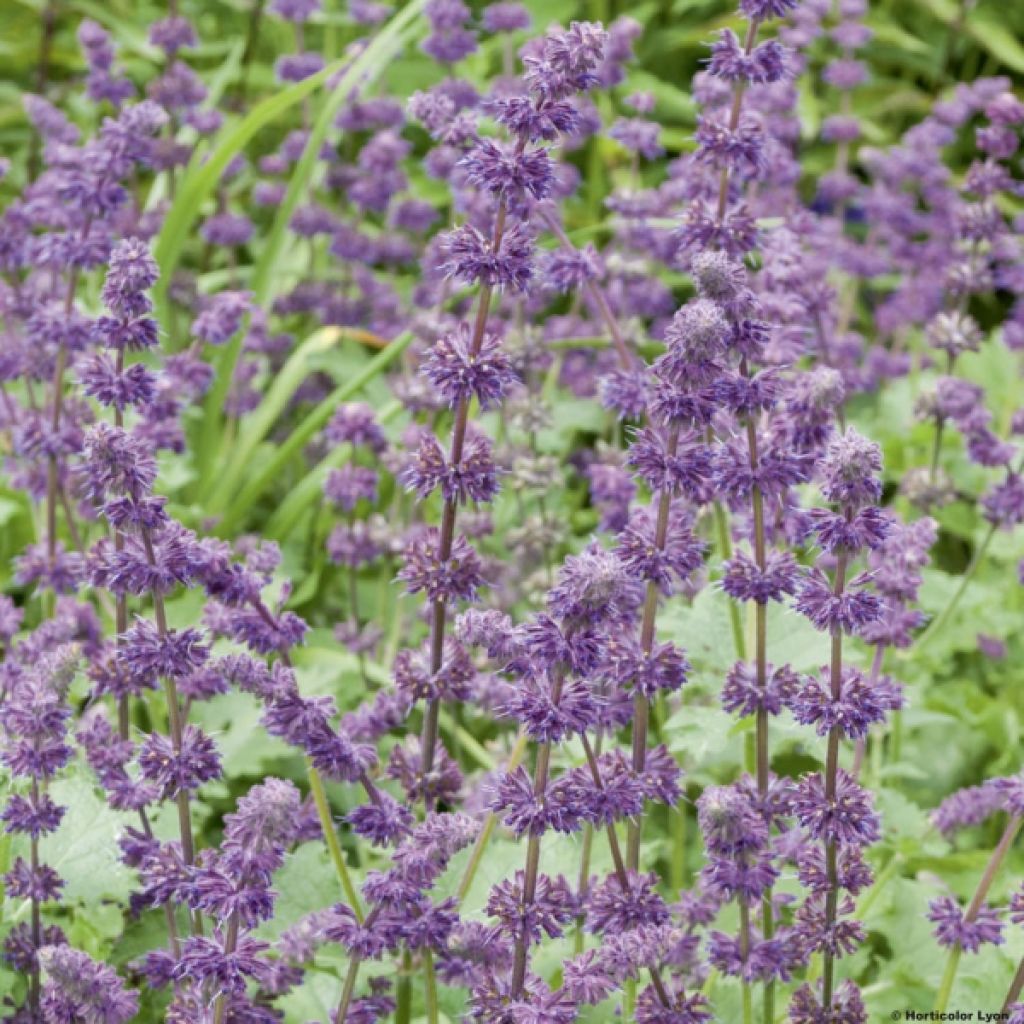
left=211, top=332, right=414, bottom=535
left=263, top=399, right=403, bottom=541
left=206, top=327, right=393, bottom=511
left=199, top=0, right=430, bottom=492
left=206, top=326, right=345, bottom=513
left=152, top=58, right=350, bottom=326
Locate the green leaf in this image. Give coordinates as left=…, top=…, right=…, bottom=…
left=250, top=0, right=431, bottom=313
left=32, top=775, right=134, bottom=913
left=190, top=691, right=292, bottom=778
left=259, top=842, right=343, bottom=939
left=152, top=59, right=350, bottom=323
left=965, top=9, right=1024, bottom=71
left=199, top=0, right=431, bottom=488
left=210, top=331, right=415, bottom=532
left=205, top=326, right=346, bottom=512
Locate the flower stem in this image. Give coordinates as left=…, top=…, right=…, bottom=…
left=141, top=530, right=200, bottom=929
left=627, top=425, right=681, bottom=872
left=28, top=784, right=41, bottom=1016
left=1001, top=955, right=1024, bottom=1013
left=933, top=948, right=962, bottom=1017
left=821, top=553, right=849, bottom=1013
left=424, top=949, right=439, bottom=1024
left=712, top=496, right=746, bottom=660
left=396, top=949, right=411, bottom=1024
left=307, top=764, right=364, bottom=922
left=913, top=523, right=996, bottom=656
left=336, top=953, right=362, bottom=1023
left=211, top=912, right=239, bottom=1024
left=420, top=201, right=508, bottom=802
left=933, top=814, right=1023, bottom=1013
left=455, top=731, right=529, bottom=904
left=539, top=209, right=633, bottom=371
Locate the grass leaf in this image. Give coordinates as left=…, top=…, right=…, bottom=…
left=212, top=332, right=415, bottom=534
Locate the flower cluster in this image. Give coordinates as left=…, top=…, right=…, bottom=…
left=0, top=1, right=1020, bottom=1022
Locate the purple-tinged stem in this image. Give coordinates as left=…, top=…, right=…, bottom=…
left=420, top=199, right=509, bottom=804
left=821, top=553, right=849, bottom=1012
left=710, top=17, right=768, bottom=1016
left=336, top=939, right=369, bottom=1022
left=140, top=528, right=201, bottom=937
left=579, top=732, right=674, bottom=1009
left=28, top=780, right=42, bottom=1015
left=934, top=813, right=1022, bottom=1013
left=538, top=210, right=633, bottom=372
left=626, top=424, right=680, bottom=872
left=114, top=348, right=130, bottom=739
left=211, top=911, right=240, bottom=1024
left=1002, top=954, right=1024, bottom=1014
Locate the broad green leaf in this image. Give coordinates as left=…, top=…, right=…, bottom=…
left=31, top=775, right=134, bottom=913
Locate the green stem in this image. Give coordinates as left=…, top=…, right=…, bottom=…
left=335, top=955, right=361, bottom=1023
left=933, top=814, right=1023, bottom=1013
left=933, top=947, right=962, bottom=1015
left=624, top=979, right=636, bottom=1020
left=456, top=733, right=529, bottom=904
left=576, top=822, right=595, bottom=955
left=913, top=524, right=996, bottom=655
left=424, top=949, right=439, bottom=1024
left=307, top=764, right=364, bottom=922
left=742, top=977, right=754, bottom=1024
left=396, top=949, right=412, bottom=1024
left=713, top=499, right=746, bottom=660
left=671, top=804, right=687, bottom=891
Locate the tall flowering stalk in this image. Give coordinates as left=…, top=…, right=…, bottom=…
left=675, top=4, right=805, bottom=1020
left=790, top=429, right=896, bottom=1020
left=404, top=20, right=610, bottom=798
left=481, top=543, right=704, bottom=1019
left=0, top=640, right=77, bottom=1017
left=82, top=245, right=209, bottom=909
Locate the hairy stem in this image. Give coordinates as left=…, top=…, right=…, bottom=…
left=455, top=732, right=529, bottom=903
left=28, top=781, right=41, bottom=1016
left=141, top=529, right=201, bottom=936
left=335, top=949, right=363, bottom=1023
left=211, top=912, right=239, bottom=1024
left=913, top=523, right=995, bottom=656
left=1002, top=954, right=1024, bottom=1014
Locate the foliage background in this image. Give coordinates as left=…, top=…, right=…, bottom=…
left=1, top=0, right=1024, bottom=1019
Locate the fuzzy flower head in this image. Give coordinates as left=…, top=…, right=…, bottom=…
left=523, top=21, right=609, bottom=100
left=690, top=250, right=747, bottom=302
left=422, top=325, right=519, bottom=409
left=927, top=896, right=1004, bottom=953
left=38, top=945, right=138, bottom=1024
left=546, top=541, right=642, bottom=628
left=818, top=428, right=883, bottom=508
left=698, top=784, right=767, bottom=856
